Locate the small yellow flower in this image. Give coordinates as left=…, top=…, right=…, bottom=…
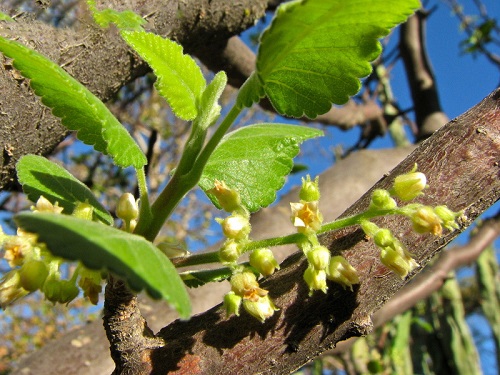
left=380, top=246, right=419, bottom=279
left=411, top=206, right=443, bottom=236
left=3, top=236, right=31, bottom=267
left=303, top=267, right=328, bottom=295
left=249, top=248, right=279, bottom=277
left=242, top=294, right=278, bottom=323
left=306, top=245, right=331, bottom=271
left=391, top=165, right=427, bottom=202
left=230, top=271, right=267, bottom=302
left=0, top=270, right=29, bottom=309
left=290, top=200, right=323, bottom=234
left=32, top=196, right=64, bottom=214
left=327, top=256, right=360, bottom=291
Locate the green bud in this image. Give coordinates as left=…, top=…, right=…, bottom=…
left=373, top=229, right=394, bottom=248
left=391, top=164, right=427, bottom=201
left=380, top=246, right=419, bottom=279
left=242, top=295, right=278, bottom=323
left=72, top=202, right=94, bottom=220
left=221, top=214, right=251, bottom=240
left=230, top=271, right=259, bottom=297
left=19, top=260, right=49, bottom=292
left=43, top=278, right=79, bottom=304
left=219, top=240, right=242, bottom=264
left=306, top=245, right=331, bottom=271
left=327, top=256, right=359, bottom=291
left=299, top=175, right=320, bottom=202
left=116, top=193, right=139, bottom=222
left=411, top=206, right=442, bottom=236
left=249, top=248, right=279, bottom=277
left=303, top=267, right=328, bottom=295
left=360, top=220, right=380, bottom=238
left=434, top=205, right=461, bottom=231
left=223, top=291, right=242, bottom=317
left=370, top=189, right=397, bottom=210
left=207, top=180, right=242, bottom=213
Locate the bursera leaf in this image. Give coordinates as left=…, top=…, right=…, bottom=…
left=0, top=37, right=146, bottom=169
left=257, top=0, right=419, bottom=118
left=199, top=124, right=323, bottom=212
left=15, top=213, right=191, bottom=318
left=16, top=155, right=113, bottom=225
left=121, top=31, right=206, bottom=121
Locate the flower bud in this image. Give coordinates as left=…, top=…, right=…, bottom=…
left=0, top=270, right=29, bottom=308
left=72, top=202, right=94, bottom=221
left=156, top=240, right=190, bottom=259
left=327, top=256, right=359, bottom=291
left=207, top=180, right=242, bottom=213
left=116, top=193, right=139, bottom=223
left=434, top=205, right=460, bottom=231
left=221, top=214, right=251, bottom=240
left=360, top=220, right=380, bottom=238
left=219, top=240, right=242, bottom=264
left=223, top=291, right=242, bottom=317
left=411, top=206, right=442, bottom=236
left=370, top=189, right=397, bottom=210
left=242, top=295, right=278, bottom=323
left=19, top=260, right=49, bottom=292
left=78, top=268, right=102, bottom=305
left=303, top=267, right=328, bottom=295
left=373, top=229, right=394, bottom=248
left=391, top=165, right=427, bottom=201
left=32, top=196, right=64, bottom=214
left=299, top=175, right=320, bottom=202
left=306, top=246, right=331, bottom=271
left=380, top=246, right=419, bottom=279
left=250, top=248, right=279, bottom=277
left=230, top=271, right=267, bottom=301
left=43, top=278, right=79, bottom=305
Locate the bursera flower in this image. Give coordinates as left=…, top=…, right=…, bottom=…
left=290, top=200, right=323, bottom=235
left=391, top=165, right=427, bottom=202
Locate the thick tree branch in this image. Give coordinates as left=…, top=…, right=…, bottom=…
left=111, top=89, right=499, bottom=374
left=400, top=10, right=449, bottom=139
left=0, top=0, right=269, bottom=189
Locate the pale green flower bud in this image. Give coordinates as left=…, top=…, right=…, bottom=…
left=360, top=220, right=380, bottom=238
left=306, top=245, right=331, bottom=271
left=221, top=214, right=251, bottom=240
left=32, top=196, right=64, bottom=214
left=303, top=267, right=328, bottom=295
left=78, top=268, right=102, bottom=305
left=207, top=180, right=242, bottom=213
left=156, top=240, right=190, bottom=259
left=327, top=256, right=360, bottom=291
left=219, top=240, right=242, bottom=264
left=242, top=295, right=278, bottom=323
left=411, top=206, right=442, bottom=236
left=373, top=229, right=394, bottom=248
left=0, top=270, right=29, bottom=308
left=391, top=165, right=427, bottom=201
left=19, top=260, right=49, bottom=292
left=116, top=193, right=139, bottom=222
left=223, top=291, right=242, bottom=317
left=299, top=175, right=320, bottom=202
left=249, top=248, right=279, bottom=277
left=43, top=278, right=79, bottom=305
left=72, top=202, right=94, bottom=220
left=370, top=189, right=397, bottom=210
left=380, top=246, right=419, bottom=279
left=434, top=205, right=461, bottom=231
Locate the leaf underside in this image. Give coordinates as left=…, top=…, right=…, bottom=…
left=17, top=155, right=113, bottom=225
left=257, top=0, right=420, bottom=118
left=0, top=37, right=146, bottom=168
left=199, top=124, right=323, bottom=212
left=15, top=213, right=191, bottom=318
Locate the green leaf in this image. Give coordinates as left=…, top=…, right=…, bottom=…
left=180, top=268, right=232, bottom=288
left=0, top=37, right=147, bottom=169
left=257, top=0, right=419, bottom=118
left=0, top=11, right=14, bottom=21
left=17, top=155, right=113, bottom=225
left=195, top=71, right=227, bottom=130
left=87, top=0, right=145, bottom=31
left=121, top=31, right=206, bottom=121
left=199, top=124, right=323, bottom=212
left=15, top=213, right=191, bottom=318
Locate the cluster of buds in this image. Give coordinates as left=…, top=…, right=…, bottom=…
left=224, top=269, right=278, bottom=322
left=291, top=176, right=360, bottom=295
left=0, top=196, right=102, bottom=308
left=361, top=166, right=462, bottom=279
left=209, top=180, right=280, bottom=322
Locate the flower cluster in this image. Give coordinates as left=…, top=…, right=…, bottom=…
left=209, top=180, right=279, bottom=322
left=0, top=197, right=102, bottom=308
left=361, top=165, right=463, bottom=279
left=291, top=176, right=360, bottom=295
